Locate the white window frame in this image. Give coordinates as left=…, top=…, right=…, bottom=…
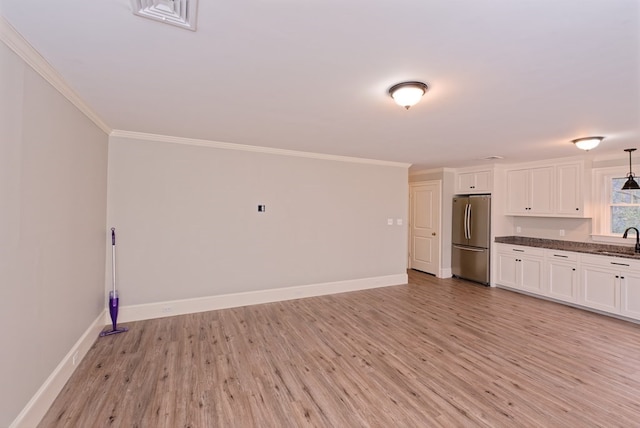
left=592, top=166, right=640, bottom=244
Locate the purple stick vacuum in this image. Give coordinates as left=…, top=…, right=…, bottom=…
left=100, top=228, right=128, bottom=337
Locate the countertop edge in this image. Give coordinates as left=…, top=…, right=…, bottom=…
left=494, top=236, right=640, bottom=260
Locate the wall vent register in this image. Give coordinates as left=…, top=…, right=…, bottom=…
left=131, top=0, right=198, bottom=31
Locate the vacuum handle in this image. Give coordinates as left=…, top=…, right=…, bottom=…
left=111, top=228, right=116, bottom=245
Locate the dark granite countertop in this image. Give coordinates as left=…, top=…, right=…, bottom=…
left=494, top=236, right=640, bottom=260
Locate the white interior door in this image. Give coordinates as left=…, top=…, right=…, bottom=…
left=410, top=181, right=441, bottom=275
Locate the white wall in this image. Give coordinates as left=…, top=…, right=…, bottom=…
left=441, top=170, right=455, bottom=272
left=0, top=42, right=108, bottom=426
left=107, top=136, right=409, bottom=306
left=511, top=217, right=592, bottom=242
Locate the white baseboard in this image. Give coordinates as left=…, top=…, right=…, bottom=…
left=10, top=310, right=107, bottom=428
left=12, top=273, right=407, bottom=427
left=439, top=268, right=453, bottom=278
left=118, top=273, right=408, bottom=323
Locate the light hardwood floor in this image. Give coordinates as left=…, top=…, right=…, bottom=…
left=39, top=270, right=640, bottom=427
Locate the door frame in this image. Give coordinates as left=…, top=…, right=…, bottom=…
left=408, top=180, right=443, bottom=277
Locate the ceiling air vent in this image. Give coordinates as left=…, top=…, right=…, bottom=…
left=131, top=0, right=198, bottom=31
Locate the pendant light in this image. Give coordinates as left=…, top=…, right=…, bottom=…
left=622, top=148, right=640, bottom=190
left=389, top=81, right=428, bottom=109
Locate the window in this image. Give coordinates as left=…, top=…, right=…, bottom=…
left=596, top=168, right=640, bottom=237
left=609, top=177, right=640, bottom=233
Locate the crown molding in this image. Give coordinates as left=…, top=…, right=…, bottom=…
left=409, top=167, right=455, bottom=176
left=0, top=16, right=111, bottom=134
left=110, top=130, right=412, bottom=168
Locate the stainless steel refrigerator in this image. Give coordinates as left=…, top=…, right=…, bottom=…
left=452, top=195, right=491, bottom=285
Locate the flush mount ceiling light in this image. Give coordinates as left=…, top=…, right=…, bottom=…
left=388, top=81, right=428, bottom=109
left=572, top=136, right=604, bottom=151
left=622, top=148, right=640, bottom=190
left=131, top=0, right=198, bottom=31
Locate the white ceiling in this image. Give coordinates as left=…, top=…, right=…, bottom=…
left=2, top=0, right=639, bottom=170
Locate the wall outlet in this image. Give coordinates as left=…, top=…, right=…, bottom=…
left=72, top=351, right=79, bottom=366
left=387, top=218, right=393, bottom=225
left=396, top=219, right=403, bottom=226
left=516, top=226, right=522, bottom=233
left=559, top=229, right=565, bottom=237
left=161, top=306, right=173, bottom=314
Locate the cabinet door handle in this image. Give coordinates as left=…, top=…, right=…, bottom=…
left=572, top=268, right=576, bottom=271
left=621, top=276, right=625, bottom=279
left=513, top=249, right=525, bottom=252
left=553, top=254, right=568, bottom=258
left=611, top=262, right=630, bottom=266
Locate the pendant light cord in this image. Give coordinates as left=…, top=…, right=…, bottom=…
left=627, top=148, right=637, bottom=179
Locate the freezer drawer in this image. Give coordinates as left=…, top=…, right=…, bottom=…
left=452, top=245, right=490, bottom=285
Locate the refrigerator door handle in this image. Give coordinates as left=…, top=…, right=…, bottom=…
left=464, top=204, right=471, bottom=239
left=453, top=245, right=485, bottom=252
left=464, top=204, right=470, bottom=239
left=467, top=204, right=472, bottom=240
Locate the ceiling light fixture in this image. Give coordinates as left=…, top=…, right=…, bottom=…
left=572, top=136, right=604, bottom=151
left=622, top=148, right=640, bottom=190
left=388, top=81, right=428, bottom=109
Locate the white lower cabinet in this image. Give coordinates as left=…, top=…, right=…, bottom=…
left=546, top=250, right=578, bottom=303
left=496, top=245, right=544, bottom=293
left=579, top=255, right=640, bottom=317
left=620, top=271, right=640, bottom=319
left=497, top=252, right=518, bottom=288
left=494, top=244, right=640, bottom=322
left=579, top=264, right=620, bottom=313
left=520, top=257, right=544, bottom=293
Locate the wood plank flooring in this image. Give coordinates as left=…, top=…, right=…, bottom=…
left=39, top=270, right=640, bottom=427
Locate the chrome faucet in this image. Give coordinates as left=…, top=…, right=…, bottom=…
left=622, top=227, right=640, bottom=253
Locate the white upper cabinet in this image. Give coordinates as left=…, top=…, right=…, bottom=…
left=505, top=160, right=589, bottom=218
left=555, top=162, right=585, bottom=216
left=506, top=166, right=554, bottom=215
left=455, top=169, right=492, bottom=194
left=506, top=169, right=529, bottom=214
